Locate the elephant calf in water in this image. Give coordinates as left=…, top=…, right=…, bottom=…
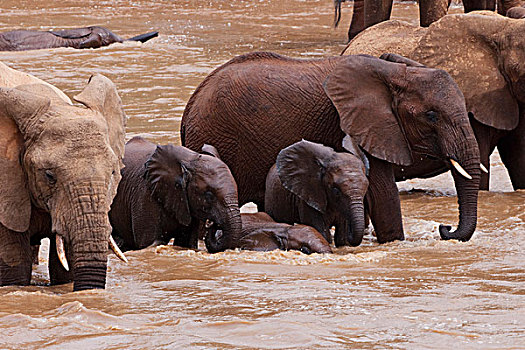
left=265, top=140, right=369, bottom=247
left=0, top=26, right=158, bottom=51
left=109, top=137, right=242, bottom=253
left=208, top=212, right=332, bottom=254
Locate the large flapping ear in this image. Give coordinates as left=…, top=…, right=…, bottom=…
left=0, top=61, right=72, bottom=104
left=276, top=140, right=336, bottom=213
left=342, top=134, right=370, bottom=176
left=413, top=13, right=518, bottom=130
left=380, top=53, right=426, bottom=67
left=201, top=144, right=221, bottom=159
left=324, top=55, right=413, bottom=166
left=74, top=74, right=127, bottom=163
left=144, top=145, right=193, bottom=226
left=0, top=89, right=45, bottom=232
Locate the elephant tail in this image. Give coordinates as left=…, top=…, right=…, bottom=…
left=126, top=31, right=159, bottom=43
left=334, top=0, right=346, bottom=27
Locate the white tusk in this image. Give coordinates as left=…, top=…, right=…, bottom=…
left=205, top=219, right=214, bottom=228
left=109, top=235, right=128, bottom=263
left=450, top=159, right=472, bottom=180
left=56, top=235, right=69, bottom=272
left=480, top=163, right=488, bottom=173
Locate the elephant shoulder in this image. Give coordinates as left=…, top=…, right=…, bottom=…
left=343, top=20, right=425, bottom=58
left=50, top=27, right=92, bottom=39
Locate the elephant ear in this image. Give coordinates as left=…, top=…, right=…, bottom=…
left=342, top=134, right=370, bottom=176
left=380, top=53, right=426, bottom=67
left=201, top=144, right=221, bottom=159
left=0, top=88, right=50, bottom=232
left=73, top=74, right=127, bottom=164
left=324, top=55, right=413, bottom=166
left=50, top=27, right=92, bottom=39
left=144, top=145, right=193, bottom=227
left=276, top=140, right=336, bottom=213
left=413, top=13, right=518, bottom=130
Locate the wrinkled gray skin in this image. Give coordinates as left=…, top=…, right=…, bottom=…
left=265, top=140, right=369, bottom=247
left=0, top=26, right=158, bottom=51
left=213, top=212, right=332, bottom=254
left=109, top=137, right=242, bottom=253
left=0, top=68, right=126, bottom=291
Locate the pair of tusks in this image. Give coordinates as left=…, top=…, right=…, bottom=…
left=55, top=235, right=128, bottom=272
left=450, top=159, right=488, bottom=180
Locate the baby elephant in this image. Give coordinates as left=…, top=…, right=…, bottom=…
left=109, top=137, right=242, bottom=252
left=210, top=212, right=332, bottom=254
left=265, top=139, right=368, bottom=247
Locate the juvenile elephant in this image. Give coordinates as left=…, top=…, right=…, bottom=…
left=229, top=212, right=332, bottom=254
left=0, top=63, right=127, bottom=291
left=109, top=137, right=242, bottom=253
left=344, top=12, right=525, bottom=191
left=0, top=26, right=158, bottom=51
left=181, top=52, right=481, bottom=243
left=265, top=140, right=368, bottom=247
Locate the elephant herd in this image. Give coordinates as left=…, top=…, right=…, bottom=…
left=0, top=10, right=523, bottom=292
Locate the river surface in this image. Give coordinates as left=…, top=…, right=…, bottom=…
left=0, top=1, right=523, bottom=349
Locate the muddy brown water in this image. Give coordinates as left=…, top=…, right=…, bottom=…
left=0, top=1, right=523, bottom=349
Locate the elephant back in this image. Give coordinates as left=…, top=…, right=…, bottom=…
left=342, top=20, right=426, bottom=57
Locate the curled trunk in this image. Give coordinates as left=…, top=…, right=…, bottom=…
left=205, top=202, right=243, bottom=253
left=439, top=132, right=481, bottom=241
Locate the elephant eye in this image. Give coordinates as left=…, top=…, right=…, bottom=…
left=44, top=170, right=57, bottom=185
left=205, top=191, right=215, bottom=201
left=332, top=187, right=341, bottom=197
left=300, top=246, right=311, bottom=255
left=425, top=110, right=438, bottom=123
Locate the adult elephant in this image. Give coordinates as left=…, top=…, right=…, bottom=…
left=336, top=0, right=503, bottom=41
left=344, top=12, right=525, bottom=191
left=0, top=62, right=127, bottom=291
left=265, top=139, right=369, bottom=247
left=109, top=137, right=242, bottom=253
left=181, top=52, right=481, bottom=243
left=0, top=26, right=158, bottom=51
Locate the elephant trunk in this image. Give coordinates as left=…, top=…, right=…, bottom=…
left=346, top=199, right=366, bottom=246
left=439, top=128, right=481, bottom=242
left=54, top=181, right=111, bottom=291
left=205, top=198, right=242, bottom=253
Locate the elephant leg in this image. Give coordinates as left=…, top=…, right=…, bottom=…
left=365, top=0, right=393, bottom=28
left=464, top=0, right=496, bottom=12
left=0, top=226, right=32, bottom=286
left=49, top=235, right=73, bottom=285
left=419, top=0, right=450, bottom=27
left=298, top=203, right=332, bottom=244
left=348, top=0, right=365, bottom=41
left=334, top=217, right=349, bottom=247
left=367, top=157, right=404, bottom=243
left=173, top=219, right=199, bottom=249
left=497, top=114, right=525, bottom=190
left=470, top=118, right=499, bottom=190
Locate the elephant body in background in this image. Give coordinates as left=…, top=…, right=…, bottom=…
left=0, top=63, right=127, bottom=291
left=344, top=12, right=525, bottom=191
left=265, top=140, right=369, bottom=247
left=0, top=26, right=158, bottom=51
left=232, top=213, right=332, bottom=254
left=181, top=52, right=481, bottom=244
left=109, top=137, right=242, bottom=253
left=337, top=0, right=517, bottom=41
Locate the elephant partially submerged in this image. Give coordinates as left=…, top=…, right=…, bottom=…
left=344, top=12, right=525, bottom=191
left=265, top=140, right=369, bottom=247
left=181, top=52, right=481, bottom=243
left=109, top=137, right=242, bottom=253
left=0, top=26, right=158, bottom=51
left=0, top=63, right=127, bottom=291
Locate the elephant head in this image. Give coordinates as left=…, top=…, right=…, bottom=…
left=0, top=74, right=126, bottom=291
left=284, top=224, right=333, bottom=254
left=276, top=140, right=369, bottom=246
left=144, top=144, right=242, bottom=253
left=323, top=54, right=481, bottom=241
